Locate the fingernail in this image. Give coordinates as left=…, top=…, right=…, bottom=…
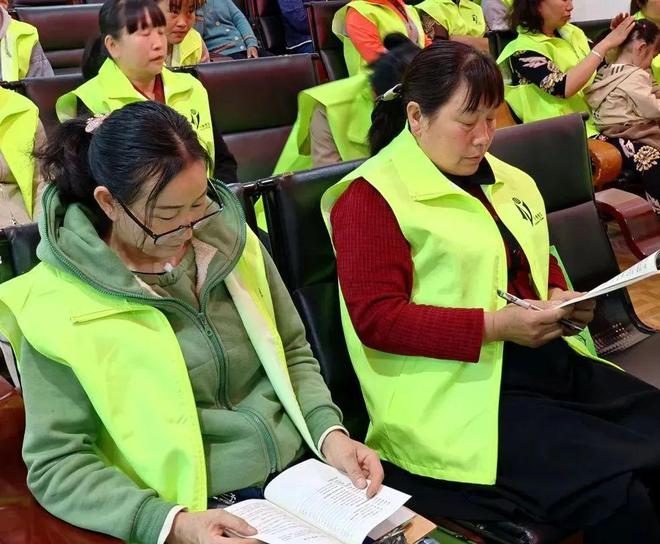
left=357, top=478, right=366, bottom=488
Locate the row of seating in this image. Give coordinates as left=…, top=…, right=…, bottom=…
left=2, top=52, right=320, bottom=182
left=1, top=114, right=658, bottom=544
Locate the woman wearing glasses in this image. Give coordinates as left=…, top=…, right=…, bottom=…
left=0, top=102, right=384, bottom=544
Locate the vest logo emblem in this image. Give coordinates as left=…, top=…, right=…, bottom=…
left=512, top=197, right=544, bottom=226
left=473, top=14, right=478, bottom=23
left=189, top=109, right=201, bottom=128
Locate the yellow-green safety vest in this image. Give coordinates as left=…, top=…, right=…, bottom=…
left=1, top=18, right=39, bottom=82
left=273, top=73, right=373, bottom=174
left=0, top=87, right=39, bottom=218
left=170, top=28, right=205, bottom=67
left=332, top=0, right=425, bottom=77
left=55, top=58, right=215, bottom=164
left=634, top=11, right=660, bottom=84
left=0, top=203, right=321, bottom=515
left=497, top=23, right=598, bottom=137
left=415, top=0, right=486, bottom=38
left=321, top=128, right=611, bottom=484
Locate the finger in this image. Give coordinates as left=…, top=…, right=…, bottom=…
left=344, top=453, right=368, bottom=490
left=362, top=455, right=384, bottom=498
left=213, top=511, right=257, bottom=536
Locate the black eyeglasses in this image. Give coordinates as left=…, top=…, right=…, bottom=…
left=116, top=180, right=225, bottom=246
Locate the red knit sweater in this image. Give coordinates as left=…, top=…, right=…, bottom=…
left=330, top=179, right=568, bottom=363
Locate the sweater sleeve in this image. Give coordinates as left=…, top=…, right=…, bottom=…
left=330, top=179, right=485, bottom=363
left=262, top=242, right=346, bottom=445
left=228, top=0, right=258, bottom=47
left=345, top=8, right=386, bottom=64
left=27, top=42, right=54, bottom=78
left=548, top=254, right=568, bottom=291
left=627, top=71, right=660, bottom=120
left=510, top=50, right=568, bottom=98
left=20, top=339, right=178, bottom=544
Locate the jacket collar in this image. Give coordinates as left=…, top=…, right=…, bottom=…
left=0, top=86, right=34, bottom=124
left=388, top=128, right=501, bottom=202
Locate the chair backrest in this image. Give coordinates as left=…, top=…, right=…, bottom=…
left=248, top=0, right=286, bottom=53
left=486, top=29, right=516, bottom=59
left=0, top=223, right=41, bottom=280
left=14, top=5, right=102, bottom=75
left=263, top=160, right=367, bottom=438
left=193, top=54, right=319, bottom=182
left=305, top=0, right=348, bottom=81
left=21, top=73, right=85, bottom=137
left=11, top=0, right=83, bottom=7
left=574, top=18, right=611, bottom=43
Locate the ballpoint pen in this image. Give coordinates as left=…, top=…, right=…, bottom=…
left=497, top=290, right=584, bottom=333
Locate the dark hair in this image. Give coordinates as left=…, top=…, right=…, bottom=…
left=621, top=18, right=660, bottom=49
left=369, top=41, right=504, bottom=155
left=368, top=34, right=421, bottom=97
left=631, top=0, right=647, bottom=13
left=83, top=0, right=167, bottom=80
left=167, top=0, right=206, bottom=13
left=510, top=0, right=545, bottom=34
left=36, top=101, right=210, bottom=234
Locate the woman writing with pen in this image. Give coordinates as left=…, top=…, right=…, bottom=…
left=322, top=40, right=660, bottom=541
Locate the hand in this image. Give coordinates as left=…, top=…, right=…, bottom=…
left=548, top=288, right=596, bottom=332
left=246, top=47, right=259, bottom=59
left=484, top=300, right=573, bottom=348
left=168, top=510, right=259, bottom=544
left=602, top=15, right=636, bottom=50
left=610, top=12, right=630, bottom=30
left=321, top=430, right=384, bottom=498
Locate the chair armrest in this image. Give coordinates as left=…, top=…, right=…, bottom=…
left=587, top=139, right=622, bottom=189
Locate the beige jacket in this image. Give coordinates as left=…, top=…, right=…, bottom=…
left=0, top=119, right=46, bottom=227
left=585, top=63, right=660, bottom=147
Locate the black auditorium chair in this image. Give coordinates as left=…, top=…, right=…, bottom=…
left=247, top=0, right=287, bottom=54
left=261, top=114, right=660, bottom=543
left=193, top=54, right=319, bottom=182
left=490, top=114, right=660, bottom=386
left=21, top=73, right=84, bottom=137
left=305, top=0, right=348, bottom=81
left=14, top=4, right=102, bottom=75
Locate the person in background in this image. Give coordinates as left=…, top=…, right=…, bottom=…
left=586, top=19, right=660, bottom=214
left=322, top=40, right=660, bottom=543
left=631, top=0, right=660, bottom=81
left=0, top=87, right=45, bottom=227
left=276, top=0, right=313, bottom=53
left=0, top=2, right=53, bottom=80
left=0, top=100, right=383, bottom=544
left=496, top=0, right=635, bottom=137
left=158, top=0, right=210, bottom=67
left=196, top=0, right=267, bottom=59
left=332, top=0, right=428, bottom=77
left=58, top=0, right=238, bottom=184
left=415, top=0, right=489, bottom=52
left=275, top=33, right=419, bottom=173
left=483, top=0, right=512, bottom=30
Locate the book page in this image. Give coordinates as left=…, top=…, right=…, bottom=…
left=224, top=499, right=343, bottom=544
left=556, top=250, right=660, bottom=308
left=264, top=459, right=411, bottom=544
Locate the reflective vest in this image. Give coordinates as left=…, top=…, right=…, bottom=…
left=634, top=11, right=660, bottom=84
left=0, top=196, right=320, bottom=514
left=0, top=87, right=39, bottom=218
left=55, top=58, right=215, bottom=164
left=497, top=24, right=598, bottom=137
left=0, top=18, right=38, bottom=82
left=273, top=73, right=372, bottom=174
left=170, top=28, right=204, bottom=67
left=333, top=0, right=425, bottom=77
left=321, top=128, right=609, bottom=484
left=415, top=0, right=486, bottom=38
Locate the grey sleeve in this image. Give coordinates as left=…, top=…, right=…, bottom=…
left=20, top=339, right=177, bottom=544
left=483, top=0, right=510, bottom=31
left=26, top=42, right=54, bottom=78
left=261, top=244, right=345, bottom=445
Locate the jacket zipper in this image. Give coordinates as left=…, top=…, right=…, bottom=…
left=237, top=405, right=279, bottom=474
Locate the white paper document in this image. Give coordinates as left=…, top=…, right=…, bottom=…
left=555, top=249, right=660, bottom=308
left=224, top=459, right=412, bottom=544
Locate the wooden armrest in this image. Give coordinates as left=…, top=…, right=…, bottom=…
left=587, top=139, right=622, bottom=189
left=495, top=101, right=517, bottom=129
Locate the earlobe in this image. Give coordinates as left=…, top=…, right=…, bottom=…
left=406, top=101, right=423, bottom=137
left=104, top=35, right=118, bottom=60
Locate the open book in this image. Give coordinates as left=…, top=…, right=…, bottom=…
left=224, top=459, right=413, bottom=544
left=555, top=249, right=660, bottom=309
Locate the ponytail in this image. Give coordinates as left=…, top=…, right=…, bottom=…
left=369, top=97, right=407, bottom=156
left=35, top=117, right=111, bottom=229
left=630, top=0, right=645, bottom=14
left=82, top=35, right=109, bottom=81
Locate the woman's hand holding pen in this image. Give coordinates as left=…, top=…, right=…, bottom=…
left=484, top=301, right=573, bottom=348
left=548, top=288, right=597, bottom=333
